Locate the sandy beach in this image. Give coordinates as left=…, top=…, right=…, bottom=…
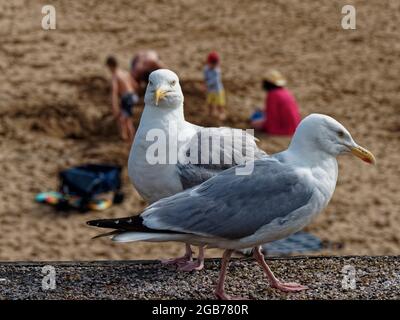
left=0, top=0, right=399, bottom=261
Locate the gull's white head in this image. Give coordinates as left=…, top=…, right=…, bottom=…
left=290, top=114, right=376, bottom=164
left=144, top=69, right=183, bottom=108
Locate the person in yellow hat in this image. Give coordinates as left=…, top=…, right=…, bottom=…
left=251, top=70, right=301, bottom=136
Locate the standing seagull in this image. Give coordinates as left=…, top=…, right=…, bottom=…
left=88, top=114, right=376, bottom=299
left=128, top=69, right=266, bottom=271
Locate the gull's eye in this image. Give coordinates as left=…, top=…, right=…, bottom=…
left=149, top=80, right=153, bottom=86
left=170, top=80, right=176, bottom=86
left=337, top=130, right=345, bottom=138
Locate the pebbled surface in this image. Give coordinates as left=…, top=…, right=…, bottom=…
left=0, top=256, right=399, bottom=300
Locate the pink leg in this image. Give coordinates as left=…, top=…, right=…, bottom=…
left=178, top=246, right=205, bottom=272
left=214, top=250, right=247, bottom=300
left=161, top=243, right=193, bottom=266
left=253, top=246, right=308, bottom=292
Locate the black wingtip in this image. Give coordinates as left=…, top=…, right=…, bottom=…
left=86, top=216, right=139, bottom=230
left=86, top=220, right=97, bottom=226
left=87, top=220, right=105, bottom=227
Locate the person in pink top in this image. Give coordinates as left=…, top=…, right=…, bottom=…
left=251, top=70, right=301, bottom=136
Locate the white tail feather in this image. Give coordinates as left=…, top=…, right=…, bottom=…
left=112, top=232, right=188, bottom=243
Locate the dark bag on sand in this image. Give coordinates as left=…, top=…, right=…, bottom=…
left=58, top=164, right=124, bottom=212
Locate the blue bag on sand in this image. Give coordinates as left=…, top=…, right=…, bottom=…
left=57, top=164, right=124, bottom=212
left=59, top=164, right=122, bottom=198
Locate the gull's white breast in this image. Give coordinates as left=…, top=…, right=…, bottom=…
left=128, top=106, right=198, bottom=204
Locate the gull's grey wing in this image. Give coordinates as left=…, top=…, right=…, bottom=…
left=176, top=163, right=222, bottom=190
left=143, top=158, right=315, bottom=239
left=177, top=127, right=267, bottom=189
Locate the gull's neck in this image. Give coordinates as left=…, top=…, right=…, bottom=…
left=280, top=139, right=339, bottom=200
left=277, top=141, right=338, bottom=198
left=282, top=140, right=337, bottom=169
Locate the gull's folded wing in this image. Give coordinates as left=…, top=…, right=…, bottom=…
left=143, top=158, right=315, bottom=240
left=177, top=127, right=267, bottom=189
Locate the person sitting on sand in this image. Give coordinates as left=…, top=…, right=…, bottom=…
left=251, top=69, right=301, bottom=136
left=203, top=51, right=226, bottom=121
left=105, top=55, right=138, bottom=142
left=130, top=50, right=165, bottom=89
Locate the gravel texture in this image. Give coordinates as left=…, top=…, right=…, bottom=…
left=0, top=256, right=399, bottom=300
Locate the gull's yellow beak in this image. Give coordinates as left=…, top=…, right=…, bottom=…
left=350, top=145, right=376, bottom=165
left=154, top=88, right=167, bottom=106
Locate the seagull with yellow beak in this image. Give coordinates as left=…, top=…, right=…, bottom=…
left=88, top=113, right=375, bottom=299
left=126, top=69, right=266, bottom=271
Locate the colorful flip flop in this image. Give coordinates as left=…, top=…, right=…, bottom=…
left=35, top=191, right=113, bottom=211
left=35, top=191, right=64, bottom=205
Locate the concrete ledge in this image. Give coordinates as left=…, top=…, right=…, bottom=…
left=0, top=256, right=399, bottom=299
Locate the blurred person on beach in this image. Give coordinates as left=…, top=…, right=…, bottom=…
left=251, top=69, right=301, bottom=136
left=130, top=50, right=165, bottom=89
left=106, top=55, right=138, bottom=142
left=203, top=51, right=226, bottom=121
